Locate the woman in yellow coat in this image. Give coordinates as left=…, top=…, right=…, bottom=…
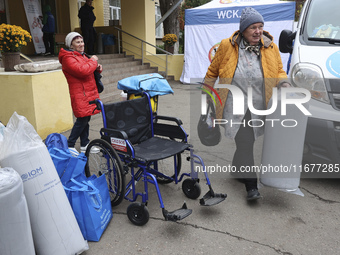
left=204, top=7, right=289, bottom=201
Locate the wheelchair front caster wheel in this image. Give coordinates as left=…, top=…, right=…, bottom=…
left=127, top=202, right=149, bottom=226
left=182, top=179, right=201, bottom=199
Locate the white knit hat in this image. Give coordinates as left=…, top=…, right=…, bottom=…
left=65, top=32, right=82, bottom=48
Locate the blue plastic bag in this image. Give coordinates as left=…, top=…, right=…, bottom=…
left=48, top=147, right=87, bottom=184
left=102, top=34, right=115, bottom=46
left=64, top=174, right=113, bottom=242
left=45, top=133, right=69, bottom=150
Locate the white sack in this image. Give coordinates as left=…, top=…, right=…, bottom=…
left=14, top=60, right=61, bottom=72
left=260, top=90, right=309, bottom=196
left=0, top=112, right=88, bottom=255
left=0, top=121, right=4, bottom=143
left=0, top=167, right=35, bottom=255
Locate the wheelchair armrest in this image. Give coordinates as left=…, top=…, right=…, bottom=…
left=153, top=116, right=188, bottom=142
left=154, top=115, right=183, bottom=126
left=100, top=128, right=129, bottom=140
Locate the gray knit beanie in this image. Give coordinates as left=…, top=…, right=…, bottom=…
left=239, top=7, right=264, bottom=33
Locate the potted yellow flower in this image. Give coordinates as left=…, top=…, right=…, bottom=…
left=162, top=34, right=177, bottom=54
left=0, top=24, right=32, bottom=71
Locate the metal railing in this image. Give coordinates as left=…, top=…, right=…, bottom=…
left=113, top=26, right=172, bottom=78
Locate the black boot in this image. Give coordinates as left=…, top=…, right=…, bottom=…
left=246, top=189, right=261, bottom=201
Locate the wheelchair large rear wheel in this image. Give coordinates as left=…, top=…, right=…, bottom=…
left=154, top=153, right=182, bottom=184
left=85, top=139, right=125, bottom=206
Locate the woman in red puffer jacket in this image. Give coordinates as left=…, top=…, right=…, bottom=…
left=59, top=32, right=102, bottom=154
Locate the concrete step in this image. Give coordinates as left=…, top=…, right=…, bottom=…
left=97, top=53, right=126, bottom=60
left=102, top=67, right=158, bottom=87
left=101, top=63, right=155, bottom=78
left=99, top=55, right=135, bottom=65
left=101, top=60, right=142, bottom=71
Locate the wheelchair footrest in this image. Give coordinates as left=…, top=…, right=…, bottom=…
left=199, top=190, right=227, bottom=206
left=162, top=202, right=192, bottom=222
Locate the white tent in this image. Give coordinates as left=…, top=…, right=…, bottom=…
left=180, top=0, right=296, bottom=84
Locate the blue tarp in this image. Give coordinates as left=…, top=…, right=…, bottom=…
left=102, top=34, right=115, bottom=46
left=117, top=73, right=174, bottom=97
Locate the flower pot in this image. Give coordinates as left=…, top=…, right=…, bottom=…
left=2, top=52, right=21, bottom=71
left=165, top=45, right=174, bottom=54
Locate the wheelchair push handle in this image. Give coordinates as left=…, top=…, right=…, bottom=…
left=89, top=99, right=99, bottom=105
left=89, top=98, right=102, bottom=111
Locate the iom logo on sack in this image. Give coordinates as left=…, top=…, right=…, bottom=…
left=21, top=167, right=43, bottom=182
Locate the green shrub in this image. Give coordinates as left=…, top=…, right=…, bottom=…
left=156, top=44, right=165, bottom=54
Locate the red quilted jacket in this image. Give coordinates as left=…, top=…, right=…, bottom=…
left=59, top=48, right=101, bottom=118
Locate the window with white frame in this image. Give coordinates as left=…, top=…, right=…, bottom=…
left=155, top=5, right=163, bottom=39
left=109, top=0, right=121, bottom=20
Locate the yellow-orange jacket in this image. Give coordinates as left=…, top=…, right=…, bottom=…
left=204, top=30, right=287, bottom=119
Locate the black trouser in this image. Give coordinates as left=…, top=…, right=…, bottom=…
left=43, top=32, right=54, bottom=54
left=232, top=110, right=258, bottom=192
left=68, top=116, right=91, bottom=148
left=81, top=27, right=95, bottom=54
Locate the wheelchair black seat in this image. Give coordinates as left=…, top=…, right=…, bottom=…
left=133, top=136, right=189, bottom=161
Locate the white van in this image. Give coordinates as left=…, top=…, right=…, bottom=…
left=279, top=0, right=340, bottom=165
